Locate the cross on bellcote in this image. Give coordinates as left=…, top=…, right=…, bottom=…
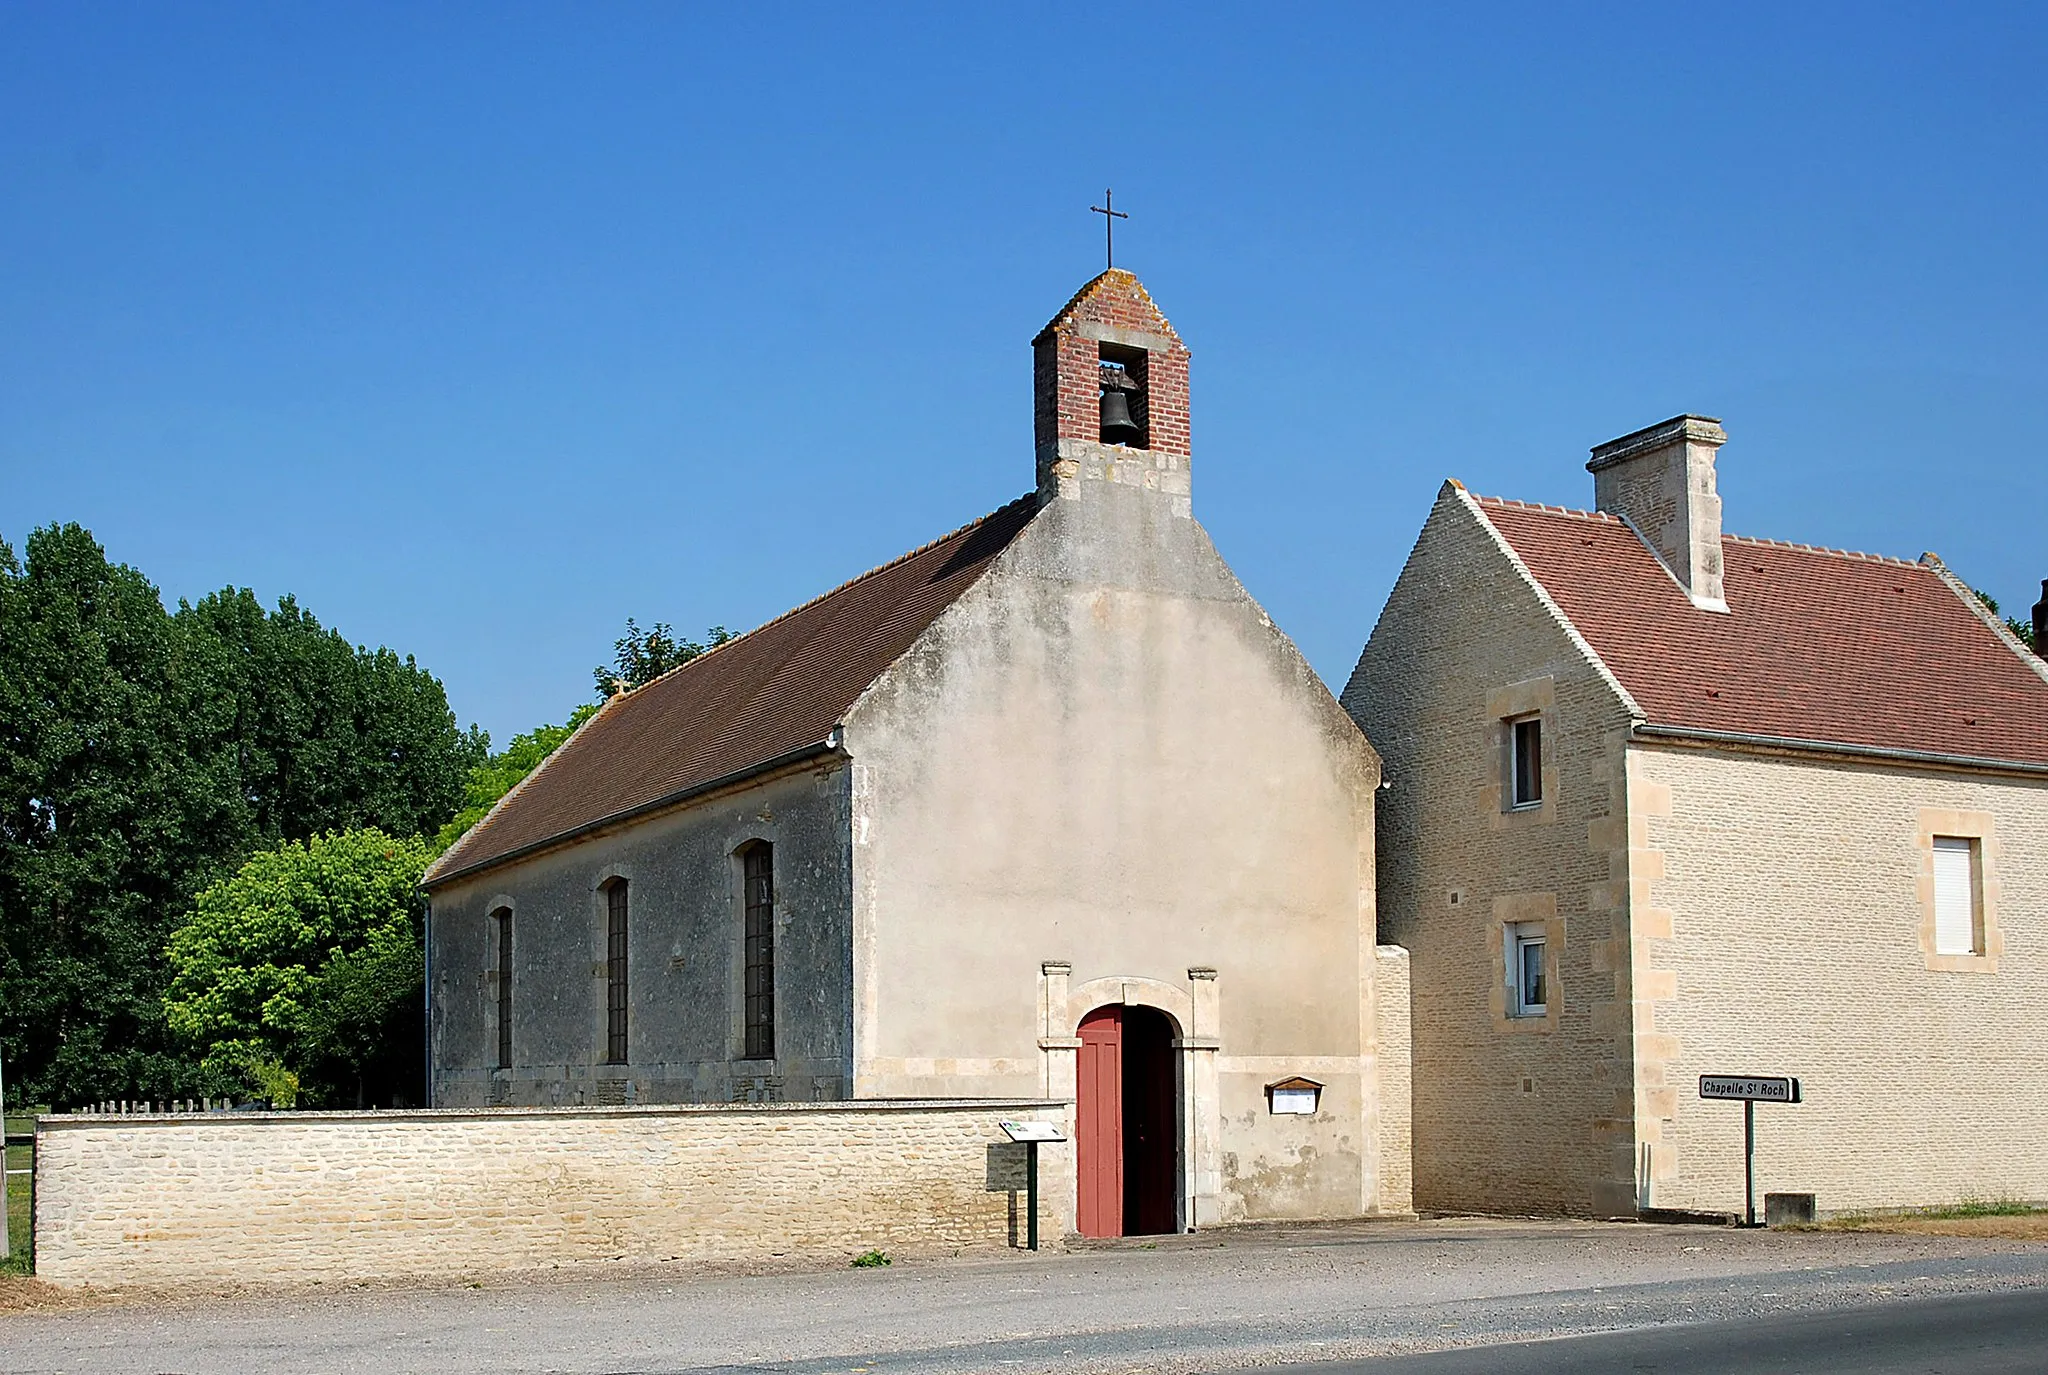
left=1090, top=189, right=1129, bottom=269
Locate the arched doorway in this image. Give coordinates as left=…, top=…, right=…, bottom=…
left=1076, top=1004, right=1179, bottom=1237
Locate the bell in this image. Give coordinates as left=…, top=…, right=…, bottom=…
left=1099, top=388, right=1142, bottom=446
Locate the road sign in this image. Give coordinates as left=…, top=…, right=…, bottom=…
left=1699, top=1075, right=1801, bottom=1103
left=1699, top=1075, right=1804, bottom=1225
left=999, top=1120, right=1065, bottom=1143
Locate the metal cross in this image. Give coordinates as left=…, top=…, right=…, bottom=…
left=1090, top=189, right=1128, bottom=269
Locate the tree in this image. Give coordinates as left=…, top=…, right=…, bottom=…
left=594, top=619, right=732, bottom=699
left=1971, top=589, right=2038, bottom=652
left=0, top=523, right=484, bottom=1107
left=433, top=704, right=598, bottom=854
left=0, top=525, right=228, bottom=1106
left=176, top=588, right=485, bottom=844
left=163, top=829, right=432, bottom=1108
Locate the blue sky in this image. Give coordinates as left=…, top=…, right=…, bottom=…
left=4, top=4, right=2044, bottom=746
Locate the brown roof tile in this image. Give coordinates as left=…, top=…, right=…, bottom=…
left=427, top=494, right=1041, bottom=886
left=1475, top=496, right=2048, bottom=767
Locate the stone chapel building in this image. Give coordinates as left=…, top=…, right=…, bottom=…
left=1344, top=415, right=2048, bottom=1220
left=422, top=271, right=1414, bottom=1237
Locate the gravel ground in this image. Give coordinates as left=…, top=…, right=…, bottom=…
left=1, top=1218, right=2045, bottom=1374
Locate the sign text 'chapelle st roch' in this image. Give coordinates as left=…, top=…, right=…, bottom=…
left=1698, top=1075, right=1802, bottom=1104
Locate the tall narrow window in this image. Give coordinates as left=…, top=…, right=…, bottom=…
left=494, top=908, right=513, bottom=1070
left=605, top=880, right=629, bottom=1064
left=743, top=844, right=776, bottom=1060
left=1509, top=922, right=1547, bottom=1016
left=1932, top=837, right=1983, bottom=956
left=1508, top=716, right=1544, bottom=808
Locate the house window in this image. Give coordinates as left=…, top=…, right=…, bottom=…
left=604, top=880, right=629, bottom=1064
left=1508, top=921, right=1547, bottom=1016
left=1932, top=837, right=1983, bottom=956
left=1508, top=716, right=1543, bottom=809
left=494, top=908, right=513, bottom=1070
left=742, top=843, right=775, bottom=1060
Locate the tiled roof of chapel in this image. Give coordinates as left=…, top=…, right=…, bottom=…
left=1471, top=495, right=2048, bottom=768
left=426, top=494, right=1041, bottom=887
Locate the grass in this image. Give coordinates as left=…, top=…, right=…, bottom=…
left=1920, top=1198, right=2044, bottom=1219
left=850, top=1249, right=892, bottom=1268
left=1830, top=1196, right=2046, bottom=1225
left=1817, top=1196, right=2048, bottom=1240
left=3, top=1111, right=39, bottom=1274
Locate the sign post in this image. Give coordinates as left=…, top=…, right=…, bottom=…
left=1698, top=1075, right=1801, bottom=1226
left=999, top=1120, right=1065, bottom=1251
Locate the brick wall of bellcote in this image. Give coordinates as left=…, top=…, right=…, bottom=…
left=1032, top=270, right=1192, bottom=508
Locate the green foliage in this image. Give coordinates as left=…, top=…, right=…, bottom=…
left=433, top=703, right=598, bottom=854
left=850, top=1248, right=892, bottom=1268
left=0, top=525, right=234, bottom=1107
left=0, top=522, right=480, bottom=1108
left=1971, top=588, right=2037, bottom=651
left=594, top=619, right=732, bottom=699
left=235, top=1054, right=302, bottom=1111
left=0, top=524, right=720, bottom=1108
left=1934, top=1196, right=2042, bottom=1219
left=174, top=587, right=486, bottom=842
left=164, top=829, right=431, bottom=1108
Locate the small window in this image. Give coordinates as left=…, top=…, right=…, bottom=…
left=494, top=909, right=513, bottom=1070
left=604, top=881, right=629, bottom=1064
left=742, top=844, right=776, bottom=1061
left=1509, top=921, right=1547, bottom=1016
left=1508, top=715, right=1543, bottom=809
left=1932, top=837, right=1983, bottom=956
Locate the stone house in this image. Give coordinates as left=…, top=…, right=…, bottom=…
left=1343, top=414, right=2048, bottom=1218
left=422, top=270, right=1414, bottom=1237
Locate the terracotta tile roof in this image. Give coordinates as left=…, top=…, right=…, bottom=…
left=1474, top=495, right=2048, bottom=767
left=427, top=494, right=1041, bottom=886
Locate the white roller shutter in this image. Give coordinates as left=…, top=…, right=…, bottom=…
left=1932, top=837, right=1978, bottom=956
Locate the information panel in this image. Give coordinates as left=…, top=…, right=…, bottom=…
left=999, top=1120, right=1066, bottom=1143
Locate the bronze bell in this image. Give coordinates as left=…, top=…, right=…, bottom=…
left=1099, top=389, right=1141, bottom=445
left=1099, top=367, right=1143, bottom=446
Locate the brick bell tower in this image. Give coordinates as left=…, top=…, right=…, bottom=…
left=1032, top=270, right=1192, bottom=517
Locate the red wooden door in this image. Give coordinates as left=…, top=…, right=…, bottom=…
left=1076, top=1006, right=1124, bottom=1238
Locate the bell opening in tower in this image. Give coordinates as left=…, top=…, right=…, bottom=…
left=1098, top=342, right=1150, bottom=448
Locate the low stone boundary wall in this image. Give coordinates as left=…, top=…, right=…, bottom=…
left=34, top=1098, right=1068, bottom=1285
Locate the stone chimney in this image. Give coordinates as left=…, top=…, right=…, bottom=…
left=1587, top=414, right=1729, bottom=611
left=1032, top=270, right=1192, bottom=516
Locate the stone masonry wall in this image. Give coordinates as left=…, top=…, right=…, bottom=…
left=34, top=1099, right=1067, bottom=1286
left=428, top=759, right=854, bottom=1110
left=1373, top=944, right=1415, bottom=1215
left=1629, top=744, right=2048, bottom=1215
left=1341, top=484, right=1644, bottom=1216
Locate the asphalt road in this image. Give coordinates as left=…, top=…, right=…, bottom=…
left=3, top=1219, right=2045, bottom=1374
left=1284, top=1287, right=2048, bottom=1373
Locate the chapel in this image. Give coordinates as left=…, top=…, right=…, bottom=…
left=422, top=270, right=1415, bottom=1236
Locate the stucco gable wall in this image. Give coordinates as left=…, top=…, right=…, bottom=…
left=429, top=760, right=854, bottom=1109
left=1341, top=486, right=1643, bottom=1216
left=1629, top=743, right=2048, bottom=1214
left=841, top=482, right=1392, bottom=1222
